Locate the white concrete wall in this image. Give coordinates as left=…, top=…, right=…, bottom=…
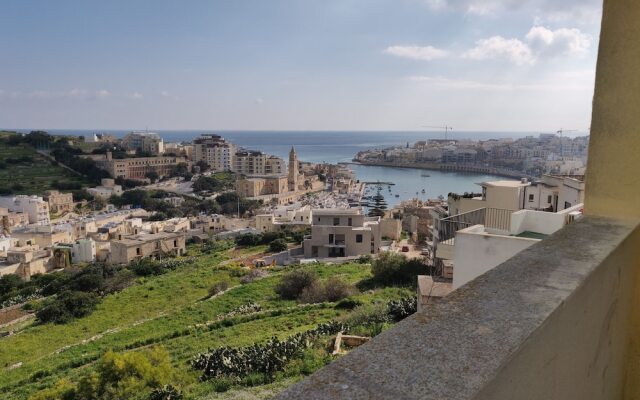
left=509, top=210, right=566, bottom=236
left=453, top=225, right=539, bottom=289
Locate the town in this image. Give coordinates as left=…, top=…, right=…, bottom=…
left=0, top=130, right=586, bottom=282
left=353, top=132, right=589, bottom=179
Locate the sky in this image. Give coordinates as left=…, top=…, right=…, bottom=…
left=0, top=0, right=603, bottom=132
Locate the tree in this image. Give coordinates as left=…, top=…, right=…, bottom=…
left=194, top=160, right=210, bottom=173
left=145, top=171, right=160, bottom=183
left=275, top=269, right=317, bottom=300
left=371, top=252, right=425, bottom=285
left=368, top=185, right=387, bottom=217
left=36, top=291, right=99, bottom=324
left=269, top=238, right=288, bottom=253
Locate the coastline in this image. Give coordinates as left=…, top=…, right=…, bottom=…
left=344, top=160, right=536, bottom=180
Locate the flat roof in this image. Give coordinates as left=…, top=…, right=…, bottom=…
left=313, top=209, right=361, bottom=215
left=478, top=180, right=530, bottom=188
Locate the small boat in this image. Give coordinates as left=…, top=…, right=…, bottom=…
left=421, top=189, right=426, bottom=193
left=421, top=173, right=431, bottom=177
left=395, top=194, right=399, bottom=198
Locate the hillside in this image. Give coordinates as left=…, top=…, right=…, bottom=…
left=0, top=131, right=89, bottom=195
left=0, top=243, right=413, bottom=399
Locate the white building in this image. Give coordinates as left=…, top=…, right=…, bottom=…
left=0, top=195, right=50, bottom=225
left=121, top=132, right=165, bottom=155
left=451, top=205, right=583, bottom=289
left=87, top=178, right=123, bottom=199
left=71, top=238, right=97, bottom=263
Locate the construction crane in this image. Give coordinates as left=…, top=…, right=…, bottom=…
left=422, top=125, right=453, bottom=141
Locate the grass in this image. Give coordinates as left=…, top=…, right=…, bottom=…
left=0, top=131, right=89, bottom=195
left=0, top=245, right=412, bottom=399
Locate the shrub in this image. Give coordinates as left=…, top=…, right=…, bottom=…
left=371, top=252, right=426, bottom=285
left=208, top=280, right=230, bottom=297
left=36, top=291, right=99, bottom=324
left=357, top=254, right=373, bottom=264
left=75, top=347, right=178, bottom=400
left=334, top=297, right=363, bottom=310
left=298, top=277, right=354, bottom=304
left=275, top=269, right=317, bottom=300
left=192, top=321, right=347, bottom=381
left=239, top=269, right=268, bottom=284
left=387, top=297, right=417, bottom=321
left=269, top=238, right=288, bottom=253
left=343, top=302, right=389, bottom=327
left=235, top=233, right=262, bottom=247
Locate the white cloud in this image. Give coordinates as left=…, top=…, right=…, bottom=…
left=462, top=26, right=591, bottom=65
left=0, top=89, right=111, bottom=100
left=160, top=90, right=170, bottom=97
left=525, top=26, right=591, bottom=58
left=384, top=45, right=449, bottom=61
left=385, top=26, right=591, bottom=66
left=462, top=36, right=534, bottom=65
left=127, top=92, right=143, bottom=100
left=410, top=75, right=593, bottom=91
left=254, top=97, right=264, bottom=104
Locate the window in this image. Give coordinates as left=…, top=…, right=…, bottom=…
left=173, top=240, right=177, bottom=247
left=333, top=217, right=340, bottom=226
left=348, top=217, right=352, bottom=226
left=329, top=234, right=334, bottom=244
left=356, top=234, right=363, bottom=243
left=528, top=194, right=534, bottom=202
left=547, top=195, right=552, bottom=203
left=136, top=247, right=141, bottom=255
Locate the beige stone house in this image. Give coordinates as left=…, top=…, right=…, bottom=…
left=108, top=231, right=186, bottom=264
left=303, top=209, right=381, bottom=258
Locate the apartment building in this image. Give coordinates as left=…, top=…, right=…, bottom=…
left=192, top=134, right=235, bottom=171
left=0, top=195, right=50, bottom=225
left=233, top=150, right=285, bottom=176
left=92, top=152, right=188, bottom=180
left=108, top=231, right=186, bottom=264
left=121, top=132, right=165, bottom=155
left=43, top=190, right=74, bottom=214
left=303, top=209, right=381, bottom=258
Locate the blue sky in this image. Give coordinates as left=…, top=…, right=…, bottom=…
left=0, top=0, right=602, bottom=132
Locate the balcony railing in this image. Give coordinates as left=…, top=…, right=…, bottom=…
left=436, top=207, right=513, bottom=244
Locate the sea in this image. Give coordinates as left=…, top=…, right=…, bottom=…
left=19, top=129, right=543, bottom=207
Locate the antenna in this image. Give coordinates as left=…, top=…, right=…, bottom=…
left=423, top=125, right=453, bottom=141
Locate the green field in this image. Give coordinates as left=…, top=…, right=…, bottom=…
left=0, top=245, right=412, bottom=399
left=0, top=131, right=89, bottom=195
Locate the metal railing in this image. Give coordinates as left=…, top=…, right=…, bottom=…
left=485, top=207, right=513, bottom=232
left=436, top=207, right=514, bottom=244
left=436, top=208, right=486, bottom=243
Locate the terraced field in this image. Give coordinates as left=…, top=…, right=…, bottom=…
left=0, top=131, right=89, bottom=194
left=0, top=244, right=412, bottom=399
